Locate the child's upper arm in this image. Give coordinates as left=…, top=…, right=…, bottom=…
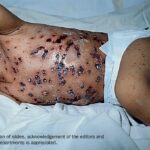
left=0, top=4, right=24, bottom=35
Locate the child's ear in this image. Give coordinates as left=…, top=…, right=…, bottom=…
left=0, top=5, right=25, bottom=35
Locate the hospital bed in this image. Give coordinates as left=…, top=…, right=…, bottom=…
left=0, top=0, right=150, bottom=149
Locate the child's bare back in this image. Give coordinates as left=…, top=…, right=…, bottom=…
left=0, top=22, right=107, bottom=105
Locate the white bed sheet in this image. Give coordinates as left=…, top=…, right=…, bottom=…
left=1, top=0, right=150, bottom=32
left=0, top=0, right=150, bottom=150
left=0, top=96, right=139, bottom=150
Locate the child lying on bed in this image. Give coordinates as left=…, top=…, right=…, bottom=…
left=0, top=5, right=150, bottom=125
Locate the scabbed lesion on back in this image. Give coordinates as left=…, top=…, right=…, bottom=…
left=0, top=23, right=107, bottom=105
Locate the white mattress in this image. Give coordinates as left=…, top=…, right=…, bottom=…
left=0, top=0, right=150, bottom=150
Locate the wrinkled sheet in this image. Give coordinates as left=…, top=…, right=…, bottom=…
left=0, top=96, right=139, bottom=150
left=0, top=0, right=150, bottom=150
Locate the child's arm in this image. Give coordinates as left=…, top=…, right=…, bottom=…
left=0, top=4, right=24, bottom=35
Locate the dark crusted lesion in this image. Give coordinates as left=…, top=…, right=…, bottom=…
left=62, top=67, right=68, bottom=75
left=77, top=65, right=84, bottom=76
left=55, top=95, right=82, bottom=105
left=27, top=70, right=51, bottom=86
left=74, top=45, right=81, bottom=58
left=54, top=53, right=71, bottom=86
left=79, top=31, right=88, bottom=39
left=62, top=53, right=66, bottom=59
left=30, top=46, right=48, bottom=59
left=42, top=69, right=46, bottom=76
left=67, top=89, right=75, bottom=98
left=85, top=86, right=96, bottom=99
left=69, top=65, right=75, bottom=75
left=46, top=38, right=51, bottom=42
left=55, top=53, right=60, bottom=60
left=33, top=98, right=44, bottom=104
left=28, top=92, right=34, bottom=97
left=43, top=78, right=47, bottom=83
left=95, top=64, right=101, bottom=70
left=80, top=82, right=84, bottom=89
left=66, top=40, right=73, bottom=51
left=57, top=72, right=66, bottom=86
left=55, top=60, right=67, bottom=86
left=20, top=82, right=26, bottom=86
left=30, top=37, right=35, bottom=40
left=42, top=49, right=48, bottom=59
left=102, top=58, right=105, bottom=64
left=30, top=49, right=38, bottom=55
left=56, top=61, right=64, bottom=72
left=18, top=57, right=22, bottom=62
left=12, top=67, right=19, bottom=73
left=96, top=76, right=101, bottom=83
left=13, top=57, right=23, bottom=66
left=92, top=35, right=101, bottom=43
left=34, top=74, right=42, bottom=85
left=52, top=34, right=68, bottom=44
left=19, top=82, right=26, bottom=92
left=90, top=50, right=100, bottom=60
left=53, top=86, right=99, bottom=105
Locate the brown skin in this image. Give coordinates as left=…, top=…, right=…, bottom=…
left=0, top=5, right=107, bottom=105
left=0, top=5, right=24, bottom=34
left=115, top=37, right=150, bottom=125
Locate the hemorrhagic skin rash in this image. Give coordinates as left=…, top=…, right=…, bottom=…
left=0, top=24, right=107, bottom=105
